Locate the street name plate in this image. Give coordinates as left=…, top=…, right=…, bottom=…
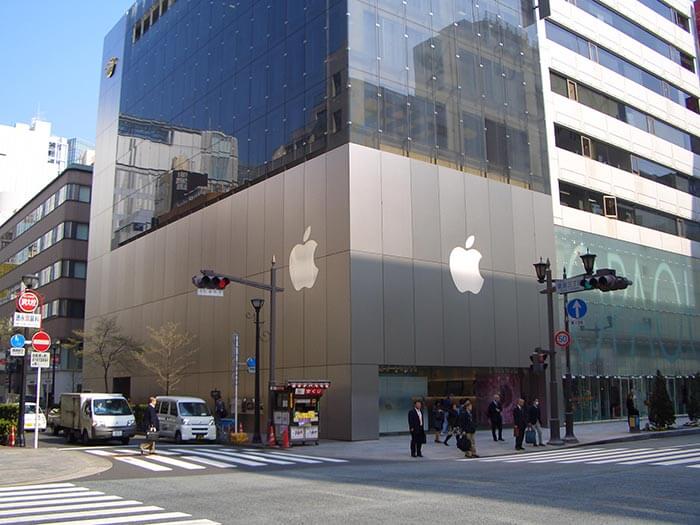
left=554, top=277, right=584, bottom=295
left=30, top=352, right=50, bottom=368
left=13, top=312, right=41, bottom=328
left=197, top=289, right=224, bottom=297
left=10, top=347, right=26, bottom=357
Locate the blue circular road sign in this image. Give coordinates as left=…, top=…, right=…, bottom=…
left=567, top=299, right=588, bottom=320
left=10, top=334, right=25, bottom=348
left=246, top=357, right=256, bottom=371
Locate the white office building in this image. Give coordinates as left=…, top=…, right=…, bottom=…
left=540, top=0, right=699, bottom=418
left=0, top=119, right=73, bottom=225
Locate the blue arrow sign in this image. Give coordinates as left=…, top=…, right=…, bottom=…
left=246, top=357, right=256, bottom=372
left=567, top=299, right=588, bottom=320
left=10, top=334, right=25, bottom=348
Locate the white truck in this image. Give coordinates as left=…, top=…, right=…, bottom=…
left=59, top=393, right=136, bottom=445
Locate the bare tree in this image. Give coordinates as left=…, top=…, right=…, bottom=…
left=74, top=317, right=141, bottom=392
left=137, top=322, right=197, bottom=395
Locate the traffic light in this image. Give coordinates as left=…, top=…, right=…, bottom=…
left=192, top=271, right=231, bottom=290
left=580, top=269, right=632, bottom=292
left=530, top=348, right=548, bottom=373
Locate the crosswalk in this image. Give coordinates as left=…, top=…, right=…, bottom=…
left=0, top=482, right=218, bottom=524
left=470, top=444, right=700, bottom=470
left=73, top=445, right=348, bottom=474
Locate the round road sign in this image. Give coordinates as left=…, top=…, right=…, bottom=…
left=554, top=330, right=571, bottom=348
left=31, top=331, right=51, bottom=352
left=16, top=291, right=40, bottom=313
left=10, top=333, right=25, bottom=348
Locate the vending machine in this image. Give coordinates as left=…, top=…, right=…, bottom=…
left=271, top=380, right=330, bottom=445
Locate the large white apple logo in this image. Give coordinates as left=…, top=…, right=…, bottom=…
left=289, top=226, right=319, bottom=291
left=449, top=235, right=484, bottom=294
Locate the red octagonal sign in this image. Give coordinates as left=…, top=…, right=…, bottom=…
left=17, top=291, right=40, bottom=313
left=32, top=331, right=51, bottom=352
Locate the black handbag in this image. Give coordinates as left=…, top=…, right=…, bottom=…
left=456, top=434, right=471, bottom=452
left=146, top=427, right=159, bottom=441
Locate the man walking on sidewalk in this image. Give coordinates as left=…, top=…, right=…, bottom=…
left=527, top=398, right=545, bottom=447
left=513, top=398, right=527, bottom=451
left=488, top=394, right=504, bottom=442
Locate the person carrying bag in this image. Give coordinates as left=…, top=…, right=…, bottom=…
left=140, top=396, right=160, bottom=455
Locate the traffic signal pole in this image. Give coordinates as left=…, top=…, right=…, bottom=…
left=562, top=268, right=578, bottom=443
left=545, top=266, right=564, bottom=446
left=17, top=327, right=28, bottom=448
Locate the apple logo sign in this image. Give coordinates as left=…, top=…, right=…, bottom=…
left=449, top=235, right=484, bottom=294
left=289, top=226, right=319, bottom=291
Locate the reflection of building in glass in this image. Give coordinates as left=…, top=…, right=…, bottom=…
left=113, top=115, right=238, bottom=246
left=67, top=138, right=95, bottom=166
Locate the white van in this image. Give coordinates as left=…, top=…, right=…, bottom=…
left=23, top=403, right=47, bottom=432
left=59, top=393, right=136, bottom=445
left=155, top=396, right=216, bottom=443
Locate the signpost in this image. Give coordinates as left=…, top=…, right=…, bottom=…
left=10, top=334, right=25, bottom=348
left=30, top=349, right=50, bottom=449
left=554, top=277, right=585, bottom=295
left=10, top=347, right=25, bottom=357
left=246, top=357, right=256, bottom=374
left=197, top=288, right=224, bottom=297
left=566, top=299, right=587, bottom=320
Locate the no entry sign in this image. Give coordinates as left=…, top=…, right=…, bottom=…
left=16, top=291, right=40, bottom=313
left=31, top=331, right=51, bottom=352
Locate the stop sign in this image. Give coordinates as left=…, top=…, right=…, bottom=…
left=32, top=331, right=51, bottom=352
left=17, top=291, right=40, bottom=313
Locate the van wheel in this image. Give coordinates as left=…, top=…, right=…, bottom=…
left=121, top=437, right=130, bottom=445
left=65, top=430, right=75, bottom=444
left=80, top=429, right=90, bottom=445
left=175, top=431, right=183, bottom=444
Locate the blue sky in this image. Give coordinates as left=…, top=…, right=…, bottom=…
left=0, top=1, right=134, bottom=142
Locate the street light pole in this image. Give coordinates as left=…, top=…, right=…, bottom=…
left=50, top=340, right=59, bottom=410
left=268, top=257, right=277, bottom=433
left=544, top=263, right=564, bottom=446
left=251, top=298, right=264, bottom=444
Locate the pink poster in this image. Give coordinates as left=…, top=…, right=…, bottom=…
left=475, top=372, right=521, bottom=425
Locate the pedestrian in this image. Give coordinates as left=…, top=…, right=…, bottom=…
left=443, top=402, right=460, bottom=446
left=139, top=396, right=160, bottom=455
left=513, top=398, right=527, bottom=451
left=487, top=393, right=504, bottom=442
left=626, top=391, right=639, bottom=416
left=215, top=396, right=227, bottom=420
left=441, top=394, right=453, bottom=437
left=408, top=399, right=426, bottom=458
left=527, top=398, right=545, bottom=447
left=457, top=399, right=479, bottom=458
left=431, top=400, right=445, bottom=443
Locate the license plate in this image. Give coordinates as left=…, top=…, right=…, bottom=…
left=196, top=434, right=203, bottom=440
left=112, top=430, right=123, bottom=437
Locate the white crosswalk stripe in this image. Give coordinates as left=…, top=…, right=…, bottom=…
left=473, top=444, right=700, bottom=470
left=0, top=482, right=219, bottom=524
left=71, top=444, right=349, bottom=474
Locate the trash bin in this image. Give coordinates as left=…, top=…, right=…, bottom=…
left=628, top=414, right=640, bottom=433
left=217, top=417, right=236, bottom=442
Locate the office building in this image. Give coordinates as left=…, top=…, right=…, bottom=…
left=85, top=0, right=699, bottom=439
left=0, top=165, right=92, bottom=404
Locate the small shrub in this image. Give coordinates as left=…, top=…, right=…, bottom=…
left=0, top=404, right=19, bottom=422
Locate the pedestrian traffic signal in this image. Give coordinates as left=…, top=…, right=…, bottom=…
left=579, top=269, right=632, bottom=292
left=192, top=271, right=231, bottom=290
left=530, top=348, right=548, bottom=373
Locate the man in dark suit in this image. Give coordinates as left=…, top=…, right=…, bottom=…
left=140, top=396, right=160, bottom=455
left=512, top=398, right=527, bottom=451
left=487, top=394, right=504, bottom=442
left=408, top=399, right=426, bottom=457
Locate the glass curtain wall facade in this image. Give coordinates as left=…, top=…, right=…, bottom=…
left=556, top=227, right=700, bottom=421
left=348, top=0, right=548, bottom=192
left=110, top=0, right=549, bottom=247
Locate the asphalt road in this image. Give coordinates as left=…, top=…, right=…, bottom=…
left=21, top=434, right=700, bottom=524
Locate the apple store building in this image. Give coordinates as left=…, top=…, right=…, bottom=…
left=85, top=1, right=697, bottom=440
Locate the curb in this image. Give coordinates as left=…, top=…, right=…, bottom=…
left=478, top=426, right=700, bottom=458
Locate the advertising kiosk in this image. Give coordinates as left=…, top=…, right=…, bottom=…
left=271, top=380, right=330, bottom=445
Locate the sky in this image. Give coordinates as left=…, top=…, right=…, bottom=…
left=0, top=1, right=134, bottom=142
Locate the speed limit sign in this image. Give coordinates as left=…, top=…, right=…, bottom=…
left=554, top=330, right=571, bottom=348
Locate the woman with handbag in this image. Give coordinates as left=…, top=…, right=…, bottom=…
left=457, top=399, right=478, bottom=458
left=140, top=396, right=160, bottom=455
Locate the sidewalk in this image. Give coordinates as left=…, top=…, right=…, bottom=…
left=279, top=417, right=700, bottom=461
left=0, top=447, right=111, bottom=487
